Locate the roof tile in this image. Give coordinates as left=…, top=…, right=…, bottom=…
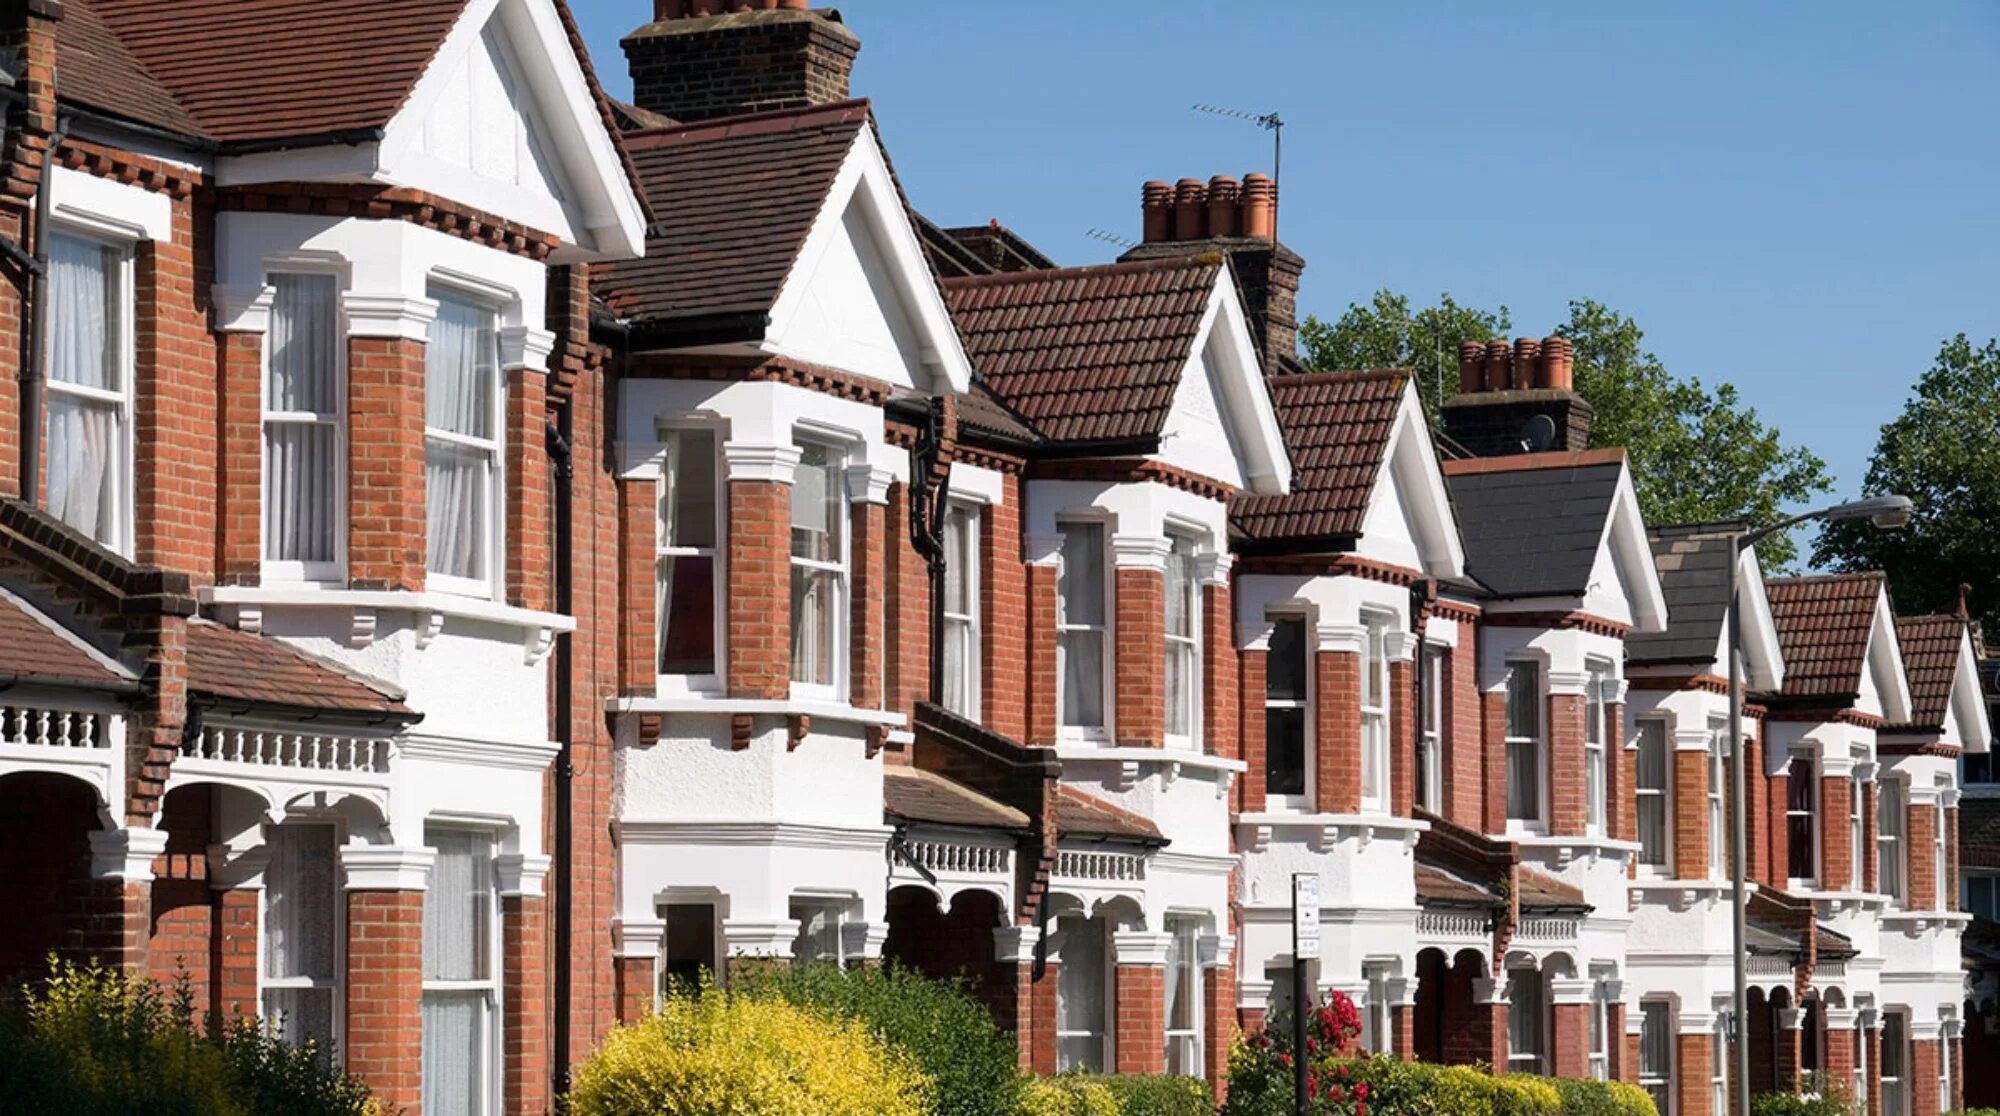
left=1765, top=573, right=1885, bottom=701
left=1895, top=614, right=1970, bottom=730
left=0, top=592, right=131, bottom=689
left=1231, top=368, right=1405, bottom=545
left=187, top=620, right=408, bottom=716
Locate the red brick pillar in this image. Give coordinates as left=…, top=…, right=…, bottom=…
left=1387, top=635, right=1416, bottom=818
left=1446, top=632, right=1483, bottom=830
left=1952, top=1030, right=1965, bottom=1113
left=993, top=927, right=1039, bottom=1071
left=1026, top=537, right=1061, bottom=745
left=214, top=317, right=264, bottom=586
left=1547, top=674, right=1589, bottom=837
left=339, top=847, right=432, bottom=1114
left=1238, top=643, right=1269, bottom=814
left=503, top=357, right=551, bottom=612
left=981, top=478, right=1029, bottom=740
left=84, top=828, right=171, bottom=974
left=1551, top=978, right=1594, bottom=1080
left=616, top=478, right=656, bottom=695
left=1766, top=763, right=1791, bottom=889
left=1113, top=931, right=1168, bottom=1074
left=1610, top=1002, right=1635, bottom=1084
left=1111, top=536, right=1168, bottom=748
left=1820, top=774, right=1854, bottom=892
left=499, top=854, right=550, bottom=1116
left=1948, top=803, right=1961, bottom=912
left=721, top=445, right=798, bottom=700
left=1029, top=959, right=1061, bottom=1075
left=206, top=843, right=267, bottom=1025
left=846, top=467, right=889, bottom=710
left=1472, top=976, right=1511, bottom=1069
left=1775, top=1006, right=1801, bottom=1092
left=1201, top=934, right=1235, bottom=1090
left=1913, top=1036, right=1942, bottom=1116
left=131, top=206, right=218, bottom=576
left=1316, top=625, right=1364, bottom=814
left=1676, top=1030, right=1714, bottom=1116
left=1387, top=974, right=1416, bottom=1064
left=1865, top=1018, right=1884, bottom=1116
left=1607, top=688, right=1634, bottom=844
left=612, top=919, right=663, bottom=1024
left=1824, top=1010, right=1857, bottom=1095
left=1674, top=731, right=1713, bottom=879
left=347, top=330, right=430, bottom=591
left=1911, top=803, right=1940, bottom=910
left=1200, top=558, right=1238, bottom=764
left=1481, top=684, right=1510, bottom=833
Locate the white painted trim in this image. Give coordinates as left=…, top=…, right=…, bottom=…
left=339, top=845, right=437, bottom=891
left=48, top=167, right=172, bottom=243
left=342, top=292, right=441, bottom=341
left=613, top=819, right=895, bottom=849
left=722, top=442, right=802, bottom=484
left=498, top=324, right=557, bottom=373
left=88, top=827, right=172, bottom=882
left=608, top=695, right=906, bottom=729
left=496, top=852, right=551, bottom=898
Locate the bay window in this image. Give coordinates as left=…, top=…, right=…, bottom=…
left=1054, top=914, right=1109, bottom=1072
left=789, top=440, right=848, bottom=692
left=942, top=503, right=980, bottom=717
left=1707, top=719, right=1728, bottom=880
left=790, top=897, right=849, bottom=965
left=425, top=290, right=504, bottom=594
left=422, top=827, right=500, bottom=1116
left=1635, top=718, right=1670, bottom=869
left=1056, top=522, right=1108, bottom=734
left=45, top=230, right=133, bottom=554
left=657, top=426, right=721, bottom=679
left=1264, top=617, right=1309, bottom=802
left=1505, top=965, right=1547, bottom=1073
left=1585, top=661, right=1611, bottom=834
left=1360, top=615, right=1390, bottom=811
left=1416, top=645, right=1444, bottom=814
left=1879, top=780, right=1906, bottom=903
left=263, top=273, right=343, bottom=578
left=1163, top=534, right=1200, bottom=747
left=1164, top=916, right=1202, bottom=1075
left=1505, top=662, right=1543, bottom=823
left=262, top=823, right=340, bottom=1056
left=1787, top=752, right=1817, bottom=884
left=1639, top=1000, right=1672, bottom=1113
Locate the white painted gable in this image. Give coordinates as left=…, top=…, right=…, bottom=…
left=1151, top=276, right=1290, bottom=495
left=1582, top=464, right=1669, bottom=635
left=420, top=24, right=566, bottom=204
left=1354, top=383, right=1466, bottom=580
left=1711, top=544, right=1786, bottom=693
left=764, top=124, right=974, bottom=395
left=1858, top=588, right=1914, bottom=724
left=1947, top=626, right=1992, bottom=753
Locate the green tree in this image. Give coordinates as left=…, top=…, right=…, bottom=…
left=1813, top=334, right=2000, bottom=628
left=1300, top=293, right=1833, bottom=567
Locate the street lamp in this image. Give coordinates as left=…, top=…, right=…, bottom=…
left=1726, top=494, right=1912, bottom=1116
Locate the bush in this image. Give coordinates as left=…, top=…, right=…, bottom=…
left=732, top=960, right=1023, bottom=1116
left=1552, top=1076, right=1658, bottom=1116
left=1752, top=1074, right=1854, bottom=1116
left=1020, top=1075, right=1122, bottom=1116
left=1035, top=1073, right=1212, bottom=1116
left=569, top=982, right=934, bottom=1116
left=0, top=957, right=375, bottom=1116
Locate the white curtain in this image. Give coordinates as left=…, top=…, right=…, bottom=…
left=1505, top=665, right=1541, bottom=819
left=1636, top=721, right=1668, bottom=865
left=263, top=824, right=337, bottom=1052
left=1507, top=968, right=1545, bottom=1071
left=45, top=397, right=119, bottom=544
left=45, top=234, right=122, bottom=548
left=425, top=295, right=496, bottom=581
left=1058, top=524, right=1105, bottom=728
left=422, top=990, right=482, bottom=1116
left=423, top=830, right=493, bottom=1115
left=265, top=275, right=340, bottom=564
left=1055, top=916, right=1106, bottom=1072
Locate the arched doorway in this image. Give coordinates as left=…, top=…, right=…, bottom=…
left=0, top=771, right=105, bottom=981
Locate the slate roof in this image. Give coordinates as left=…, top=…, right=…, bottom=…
left=883, top=766, right=1029, bottom=830
left=186, top=620, right=410, bottom=718
left=1055, top=786, right=1166, bottom=845
left=1764, top=573, right=1885, bottom=701
left=1895, top=614, right=1970, bottom=731
left=1626, top=523, right=1740, bottom=667
left=598, top=101, right=870, bottom=335
left=1961, top=798, right=2000, bottom=871
left=1230, top=369, right=1406, bottom=549
left=943, top=256, right=1223, bottom=446
left=0, top=591, right=133, bottom=690
left=1441, top=450, right=1627, bottom=600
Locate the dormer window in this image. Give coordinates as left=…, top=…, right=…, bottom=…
left=424, top=289, right=505, bottom=596
left=1504, top=662, right=1543, bottom=824
left=1163, top=534, right=1201, bottom=748
left=263, top=273, right=345, bottom=581
left=658, top=426, right=721, bottom=680
left=45, top=231, right=134, bottom=554
left=789, top=440, right=848, bottom=695
left=1056, top=521, right=1109, bottom=735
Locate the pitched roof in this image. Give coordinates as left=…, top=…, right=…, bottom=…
left=1627, top=524, right=1739, bottom=667
left=0, top=591, right=133, bottom=690
left=1230, top=369, right=1406, bottom=547
left=1442, top=451, right=1626, bottom=600
left=1055, top=786, right=1165, bottom=845
left=943, top=256, right=1222, bottom=446
left=1964, top=798, right=2000, bottom=870
left=1517, top=867, right=1588, bottom=911
left=81, top=0, right=468, bottom=145
left=598, top=100, right=871, bottom=333
left=1896, top=614, right=1970, bottom=731
left=186, top=620, right=409, bottom=717
left=1764, top=573, right=1885, bottom=701
left=883, top=765, right=1029, bottom=830
left=56, top=0, right=211, bottom=140
left=1413, top=861, right=1502, bottom=908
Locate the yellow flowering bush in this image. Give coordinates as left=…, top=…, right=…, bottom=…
left=1018, top=1075, right=1121, bottom=1116
left=568, top=985, right=933, bottom=1116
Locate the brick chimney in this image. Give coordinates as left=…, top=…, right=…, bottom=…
left=1119, top=172, right=1304, bottom=367
left=1439, top=336, right=1595, bottom=457
left=624, top=1, right=860, bottom=124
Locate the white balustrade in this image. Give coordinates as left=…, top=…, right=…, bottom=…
left=0, top=702, right=105, bottom=750
left=1054, top=849, right=1146, bottom=882
left=904, top=840, right=1008, bottom=877
left=1515, top=916, right=1579, bottom=942
left=187, top=725, right=390, bottom=774
left=1416, top=910, right=1489, bottom=939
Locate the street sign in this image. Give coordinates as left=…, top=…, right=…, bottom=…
left=1292, top=873, right=1319, bottom=959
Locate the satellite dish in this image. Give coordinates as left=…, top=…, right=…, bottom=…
left=1520, top=414, right=1558, bottom=453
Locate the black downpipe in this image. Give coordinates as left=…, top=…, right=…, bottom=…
left=546, top=409, right=576, bottom=1106
left=905, top=398, right=952, bottom=702
left=22, top=114, right=68, bottom=504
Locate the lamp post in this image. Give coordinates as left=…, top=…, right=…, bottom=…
left=1726, top=494, right=1911, bottom=1116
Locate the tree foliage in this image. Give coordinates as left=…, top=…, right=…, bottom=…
left=1300, top=293, right=1832, bottom=567
left=1814, top=334, right=2000, bottom=628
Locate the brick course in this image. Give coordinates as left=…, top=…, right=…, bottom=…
left=725, top=479, right=790, bottom=698
left=1114, top=567, right=1164, bottom=747
left=344, top=890, right=424, bottom=1114
left=1113, top=963, right=1165, bottom=1074
left=347, top=337, right=427, bottom=590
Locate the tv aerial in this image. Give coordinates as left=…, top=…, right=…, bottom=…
left=1193, top=103, right=1285, bottom=238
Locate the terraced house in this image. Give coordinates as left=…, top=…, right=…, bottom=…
left=0, top=2, right=1981, bottom=1115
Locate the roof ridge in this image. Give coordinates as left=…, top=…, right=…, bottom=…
left=1767, top=570, right=1885, bottom=588
left=1439, top=447, right=1627, bottom=477
left=940, top=252, right=1221, bottom=291
left=1267, top=366, right=1410, bottom=388
left=622, top=97, right=873, bottom=147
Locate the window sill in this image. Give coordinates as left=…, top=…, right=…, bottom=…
left=1053, top=744, right=1244, bottom=796
left=1879, top=909, right=1972, bottom=930
left=1236, top=812, right=1426, bottom=854
left=608, top=693, right=907, bottom=730
left=1503, top=833, right=1641, bottom=870
left=201, top=586, right=573, bottom=662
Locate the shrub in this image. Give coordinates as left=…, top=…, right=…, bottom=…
left=732, top=960, right=1023, bottom=1116
left=569, top=982, right=933, bottom=1116
left=1020, top=1075, right=1122, bottom=1116
left=1038, top=1073, right=1213, bottom=1116
left=1552, top=1076, right=1658, bottom=1116
left=1752, top=1074, right=1854, bottom=1116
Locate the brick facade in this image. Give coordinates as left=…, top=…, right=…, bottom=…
left=344, top=890, right=424, bottom=1114
left=347, top=338, right=429, bottom=591
left=724, top=479, right=791, bottom=699
left=1316, top=650, right=1361, bottom=813
left=1113, top=963, right=1165, bottom=1074
left=1113, top=566, right=1164, bottom=747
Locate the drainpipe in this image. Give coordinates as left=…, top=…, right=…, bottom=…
left=546, top=404, right=575, bottom=1105
left=22, top=113, right=67, bottom=505
left=904, top=397, right=952, bottom=703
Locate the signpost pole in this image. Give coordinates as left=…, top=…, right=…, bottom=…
left=1292, top=873, right=1319, bottom=1116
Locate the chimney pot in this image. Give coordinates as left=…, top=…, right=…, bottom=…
left=778, top=0, right=809, bottom=6
left=1174, top=178, right=1208, bottom=241
left=1141, top=181, right=1173, bottom=244
left=690, top=0, right=726, bottom=14
left=1513, top=337, right=1542, bottom=389
left=1241, top=173, right=1276, bottom=239
left=654, top=0, right=688, bottom=17
left=1542, top=336, right=1574, bottom=391
left=1482, top=339, right=1512, bottom=392
left=1206, top=176, right=1240, bottom=238
left=1458, top=341, right=1486, bottom=395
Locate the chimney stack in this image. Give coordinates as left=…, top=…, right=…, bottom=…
left=1124, top=170, right=1302, bottom=365
left=625, top=2, right=859, bottom=124
left=1440, top=336, right=1595, bottom=457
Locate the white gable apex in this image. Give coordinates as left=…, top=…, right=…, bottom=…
left=1354, top=383, right=1466, bottom=579
left=1948, top=626, right=1992, bottom=753
left=1859, top=588, right=1914, bottom=724
left=764, top=124, right=974, bottom=395
left=379, top=0, right=645, bottom=260
left=1152, top=276, right=1290, bottom=495
left=1584, top=464, right=1669, bottom=634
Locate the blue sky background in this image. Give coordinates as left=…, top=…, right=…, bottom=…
left=572, top=1, right=2000, bottom=505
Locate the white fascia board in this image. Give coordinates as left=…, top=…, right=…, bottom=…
left=1866, top=588, right=1915, bottom=725
left=1735, top=543, right=1786, bottom=693
left=1185, top=278, right=1291, bottom=495
left=1386, top=381, right=1466, bottom=580
left=1598, top=463, right=1669, bottom=634
left=763, top=123, right=974, bottom=395
left=1951, top=626, right=1991, bottom=753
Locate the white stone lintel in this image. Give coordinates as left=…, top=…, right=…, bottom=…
left=339, top=845, right=436, bottom=892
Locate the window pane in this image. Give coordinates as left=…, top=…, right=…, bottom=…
left=425, top=441, right=489, bottom=579
left=269, top=274, right=340, bottom=413
left=266, top=421, right=339, bottom=564
left=943, top=507, right=973, bottom=615
left=1508, top=740, right=1540, bottom=820
left=1506, top=968, right=1545, bottom=1071
left=1506, top=663, right=1540, bottom=738
left=48, top=233, right=118, bottom=391
left=425, top=295, right=495, bottom=440
left=666, top=430, right=718, bottom=550
left=790, top=443, right=842, bottom=561
left=1266, top=707, right=1307, bottom=796
left=1267, top=619, right=1307, bottom=701
left=658, top=555, right=716, bottom=674
left=1165, top=538, right=1196, bottom=639
left=944, top=616, right=972, bottom=715
left=1166, top=643, right=1194, bottom=736
left=424, top=830, right=492, bottom=982
left=790, top=900, right=844, bottom=963
left=1058, top=524, right=1105, bottom=626
left=1056, top=916, right=1106, bottom=1073
left=265, top=825, right=337, bottom=982
left=421, top=989, right=484, bottom=1116
left=46, top=393, right=123, bottom=547
left=1060, top=630, right=1104, bottom=727
left=1788, top=754, right=1816, bottom=880
left=790, top=566, right=838, bottom=686
left=1636, top=720, right=1668, bottom=791
left=263, top=986, right=335, bottom=1055
left=661, top=903, right=717, bottom=988
left=1165, top=918, right=1198, bottom=1031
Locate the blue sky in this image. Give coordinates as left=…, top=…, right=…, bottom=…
left=572, top=1, right=2000, bottom=502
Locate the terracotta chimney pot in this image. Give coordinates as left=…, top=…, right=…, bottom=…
left=1207, top=176, right=1240, bottom=238
left=1173, top=178, right=1208, bottom=241
left=1513, top=337, right=1542, bottom=389
left=777, top=0, right=809, bottom=6
left=1241, top=173, right=1276, bottom=239
left=1458, top=341, right=1486, bottom=395
left=1141, top=181, right=1173, bottom=244
left=1483, top=339, right=1512, bottom=393
left=1542, top=336, right=1574, bottom=391
left=690, top=0, right=726, bottom=14
left=655, top=0, right=689, bottom=17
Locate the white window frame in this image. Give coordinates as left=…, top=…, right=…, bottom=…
left=1163, top=532, right=1203, bottom=751
left=1505, top=661, right=1546, bottom=829
left=1587, top=981, right=1609, bottom=1081
left=1635, top=716, right=1672, bottom=873
left=1707, top=718, right=1729, bottom=881
left=1164, top=915, right=1204, bottom=1075
left=1584, top=661, right=1612, bottom=835
left=789, top=895, right=852, bottom=966
left=655, top=420, right=725, bottom=693
left=423, top=282, right=507, bottom=600
left=941, top=501, right=981, bottom=719
left=1968, top=874, right=2000, bottom=920
left=44, top=226, right=136, bottom=557
left=259, top=820, right=343, bottom=1059
left=1505, top=963, right=1549, bottom=1074
left=1882, top=1010, right=1908, bottom=1116
left=1787, top=750, right=1819, bottom=889
left=1054, top=914, right=1113, bottom=1073
left=788, top=436, right=850, bottom=700
left=1935, top=778, right=1953, bottom=912
left=421, top=824, right=503, bottom=1116
left=1880, top=779, right=1907, bottom=904
left=1264, top=614, right=1313, bottom=813
left=1850, top=781, right=1865, bottom=892
left=1712, top=1015, right=1729, bottom=1116
left=1362, top=962, right=1394, bottom=1057
left=1055, top=519, right=1113, bottom=741
left=1855, top=1014, right=1869, bottom=1116
left=656, top=898, right=722, bottom=997
left=260, top=269, right=347, bottom=584
left=1416, top=644, right=1445, bottom=815
left=1359, top=612, right=1393, bottom=813
left=1638, top=999, right=1673, bottom=1111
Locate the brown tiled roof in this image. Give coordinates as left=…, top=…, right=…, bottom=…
left=599, top=101, right=870, bottom=331
left=1413, top=861, right=1502, bottom=908
left=1517, top=867, right=1588, bottom=911
left=1765, top=573, right=1886, bottom=701
left=943, top=256, right=1223, bottom=446
left=1230, top=369, right=1406, bottom=547
left=187, top=621, right=409, bottom=717
left=1961, top=798, right=2000, bottom=871
left=0, top=592, right=133, bottom=690
left=82, top=0, right=467, bottom=145
left=56, top=0, right=210, bottom=140
left=954, top=386, right=1041, bottom=445
left=883, top=766, right=1029, bottom=830
left=1055, top=786, right=1165, bottom=844
left=1896, top=614, right=1969, bottom=731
